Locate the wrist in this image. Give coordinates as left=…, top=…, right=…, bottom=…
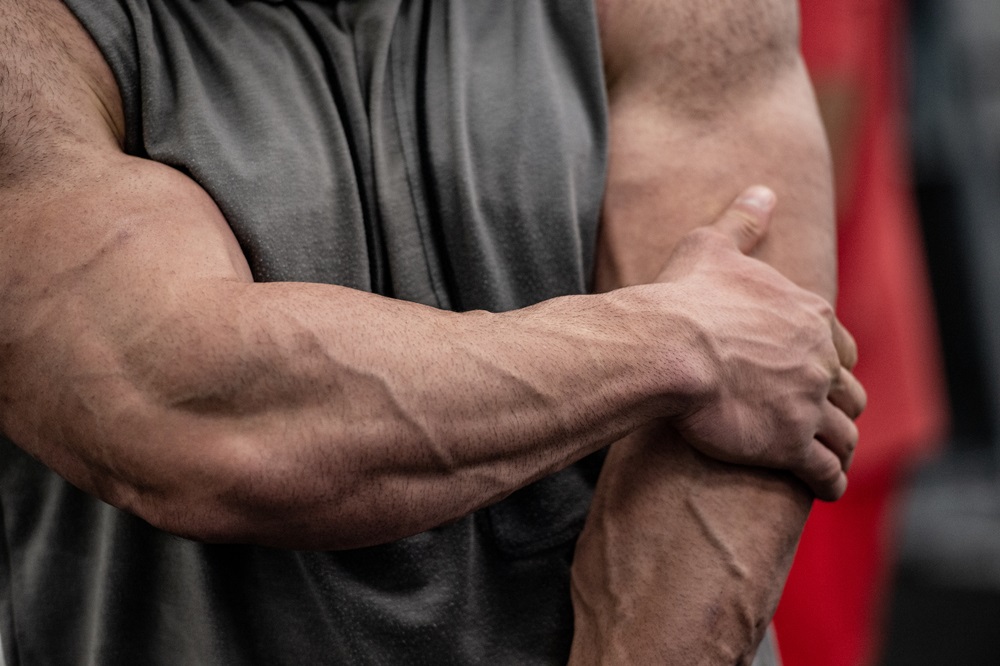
left=602, top=284, right=718, bottom=422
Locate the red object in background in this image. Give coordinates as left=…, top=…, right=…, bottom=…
left=773, top=1, right=949, bottom=665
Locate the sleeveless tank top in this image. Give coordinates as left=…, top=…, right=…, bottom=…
left=0, top=1, right=607, bottom=663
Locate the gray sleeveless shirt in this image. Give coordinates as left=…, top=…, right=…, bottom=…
left=0, top=1, right=607, bottom=663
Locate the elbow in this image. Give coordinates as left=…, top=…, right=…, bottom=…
left=123, top=492, right=240, bottom=545
left=11, top=379, right=375, bottom=549
left=94, top=426, right=279, bottom=546
left=137, top=501, right=254, bottom=547
left=112, top=427, right=364, bottom=549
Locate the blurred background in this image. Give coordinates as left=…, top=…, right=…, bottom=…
left=888, top=0, right=1000, bottom=662
left=774, top=0, right=1000, bottom=664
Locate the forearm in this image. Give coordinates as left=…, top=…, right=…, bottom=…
left=571, top=53, right=835, bottom=663
left=4, top=267, right=663, bottom=550
left=2, top=157, right=715, bottom=550
left=572, top=425, right=810, bottom=664
left=94, top=282, right=665, bottom=549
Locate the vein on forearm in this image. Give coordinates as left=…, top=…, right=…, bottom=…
left=685, top=489, right=750, bottom=582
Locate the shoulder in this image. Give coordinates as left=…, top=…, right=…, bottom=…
left=597, top=0, right=801, bottom=114
left=0, top=0, right=123, bottom=187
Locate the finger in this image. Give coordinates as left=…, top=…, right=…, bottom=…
left=815, top=400, right=860, bottom=472
left=708, top=185, right=777, bottom=254
left=832, top=318, right=859, bottom=371
left=828, top=367, right=867, bottom=420
left=792, top=440, right=849, bottom=502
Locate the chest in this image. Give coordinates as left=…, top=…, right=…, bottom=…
left=110, top=0, right=608, bottom=312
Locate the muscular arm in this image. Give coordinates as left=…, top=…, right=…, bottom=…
left=0, top=1, right=669, bottom=549
left=570, top=1, right=860, bottom=662
left=0, top=1, right=855, bottom=553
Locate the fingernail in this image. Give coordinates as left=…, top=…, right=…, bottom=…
left=738, top=186, right=776, bottom=212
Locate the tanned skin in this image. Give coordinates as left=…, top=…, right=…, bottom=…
left=1, top=0, right=862, bottom=652
left=569, top=1, right=863, bottom=662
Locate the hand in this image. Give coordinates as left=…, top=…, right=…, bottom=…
left=652, top=186, right=866, bottom=500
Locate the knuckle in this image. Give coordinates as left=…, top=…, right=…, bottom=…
left=843, top=337, right=859, bottom=363
left=797, top=302, right=834, bottom=338
left=805, top=361, right=834, bottom=393
left=813, top=297, right=835, bottom=321
left=854, top=382, right=868, bottom=415
left=822, top=482, right=847, bottom=502
left=836, top=373, right=867, bottom=419
left=833, top=417, right=860, bottom=456
left=728, top=209, right=759, bottom=237
left=847, top=422, right=859, bottom=451
left=816, top=457, right=843, bottom=485
left=789, top=422, right=820, bottom=458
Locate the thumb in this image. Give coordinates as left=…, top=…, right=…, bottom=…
left=709, top=185, right=777, bottom=254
